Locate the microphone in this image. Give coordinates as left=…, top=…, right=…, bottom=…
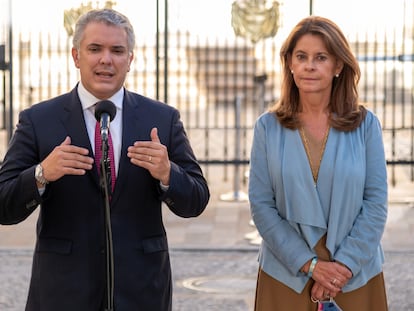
left=94, top=100, right=117, bottom=311
left=94, top=100, right=117, bottom=141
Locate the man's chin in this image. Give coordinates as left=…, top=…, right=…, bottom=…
left=91, top=86, right=117, bottom=99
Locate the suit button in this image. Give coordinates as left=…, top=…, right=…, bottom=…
left=25, top=200, right=38, bottom=210
left=165, top=198, right=174, bottom=206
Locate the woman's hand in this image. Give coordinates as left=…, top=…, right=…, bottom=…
left=309, top=259, right=352, bottom=301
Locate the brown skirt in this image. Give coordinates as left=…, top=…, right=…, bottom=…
left=254, top=236, right=388, bottom=311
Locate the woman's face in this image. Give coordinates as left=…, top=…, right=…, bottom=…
left=288, top=34, right=343, bottom=97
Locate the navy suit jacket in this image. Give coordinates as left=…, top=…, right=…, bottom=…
left=0, top=87, right=210, bottom=311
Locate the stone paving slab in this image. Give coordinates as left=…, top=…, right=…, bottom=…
left=0, top=249, right=413, bottom=311
left=0, top=157, right=413, bottom=310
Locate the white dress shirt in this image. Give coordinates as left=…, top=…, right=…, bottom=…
left=77, top=82, right=123, bottom=176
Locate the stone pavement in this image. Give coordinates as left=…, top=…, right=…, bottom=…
left=0, top=164, right=413, bottom=310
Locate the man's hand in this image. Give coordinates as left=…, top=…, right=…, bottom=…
left=41, top=136, right=94, bottom=182
left=127, top=127, right=171, bottom=185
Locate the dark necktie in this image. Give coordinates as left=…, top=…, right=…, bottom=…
left=94, top=120, right=116, bottom=193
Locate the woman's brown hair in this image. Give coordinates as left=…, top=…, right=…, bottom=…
left=271, top=16, right=366, bottom=131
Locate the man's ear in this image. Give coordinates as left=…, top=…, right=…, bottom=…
left=127, top=51, right=134, bottom=72
left=71, top=48, right=80, bottom=69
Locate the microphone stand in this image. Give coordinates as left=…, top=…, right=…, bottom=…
left=99, top=136, right=115, bottom=311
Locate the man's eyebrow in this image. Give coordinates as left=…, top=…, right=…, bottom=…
left=112, top=45, right=127, bottom=49
left=86, top=43, right=127, bottom=49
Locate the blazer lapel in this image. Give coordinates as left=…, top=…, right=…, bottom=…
left=281, top=129, right=327, bottom=228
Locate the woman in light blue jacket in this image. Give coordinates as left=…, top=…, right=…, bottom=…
left=249, top=16, right=388, bottom=310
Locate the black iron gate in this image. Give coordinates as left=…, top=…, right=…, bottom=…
left=0, top=0, right=13, bottom=143
left=1, top=0, right=413, bottom=187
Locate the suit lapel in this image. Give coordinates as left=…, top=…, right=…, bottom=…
left=62, top=89, right=100, bottom=187
left=111, top=91, right=147, bottom=204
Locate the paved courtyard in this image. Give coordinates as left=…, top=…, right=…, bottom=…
left=0, top=248, right=413, bottom=310
left=0, top=152, right=413, bottom=311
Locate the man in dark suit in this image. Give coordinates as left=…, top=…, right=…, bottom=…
left=0, top=8, right=209, bottom=311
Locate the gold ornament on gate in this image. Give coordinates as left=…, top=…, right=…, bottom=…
left=64, top=1, right=117, bottom=37
left=231, top=0, right=280, bottom=44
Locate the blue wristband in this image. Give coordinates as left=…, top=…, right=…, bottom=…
left=308, top=257, right=318, bottom=278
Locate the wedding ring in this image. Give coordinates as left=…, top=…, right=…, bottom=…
left=148, top=155, right=152, bottom=162
left=311, top=296, right=319, bottom=303
left=332, top=278, right=337, bottom=285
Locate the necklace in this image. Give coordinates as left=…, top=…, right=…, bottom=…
left=299, top=125, right=330, bottom=184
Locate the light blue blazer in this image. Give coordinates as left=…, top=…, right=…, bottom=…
left=248, top=110, right=388, bottom=293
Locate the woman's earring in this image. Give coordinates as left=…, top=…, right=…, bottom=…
left=291, top=70, right=294, bottom=74
left=335, top=73, right=339, bottom=78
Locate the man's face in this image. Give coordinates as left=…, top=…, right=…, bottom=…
left=72, top=21, right=134, bottom=99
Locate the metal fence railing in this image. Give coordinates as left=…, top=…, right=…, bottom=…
left=1, top=27, right=413, bottom=187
